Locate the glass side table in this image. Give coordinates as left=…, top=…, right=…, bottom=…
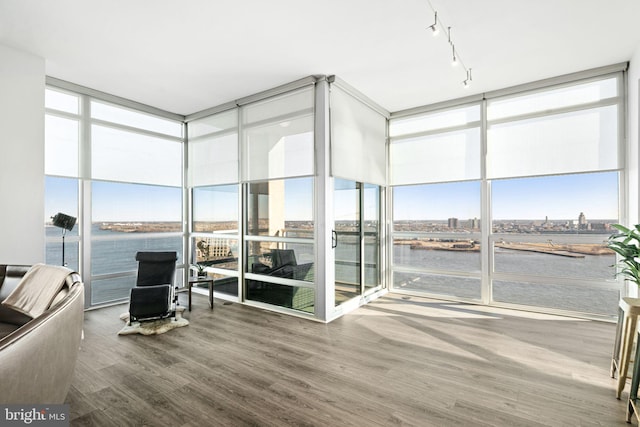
left=179, top=277, right=214, bottom=311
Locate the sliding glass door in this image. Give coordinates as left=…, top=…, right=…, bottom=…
left=334, top=179, right=380, bottom=306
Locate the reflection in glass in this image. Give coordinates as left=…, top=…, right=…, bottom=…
left=192, top=237, right=238, bottom=270
left=246, top=243, right=314, bottom=282
left=246, top=279, right=314, bottom=313
left=247, top=178, right=314, bottom=237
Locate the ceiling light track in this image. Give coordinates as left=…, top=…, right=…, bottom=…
left=426, top=1, right=473, bottom=89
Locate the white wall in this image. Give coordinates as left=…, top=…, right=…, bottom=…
left=0, top=44, right=45, bottom=264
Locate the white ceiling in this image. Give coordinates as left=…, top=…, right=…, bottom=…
left=1, top=0, right=640, bottom=116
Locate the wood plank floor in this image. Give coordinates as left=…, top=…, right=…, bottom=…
left=67, top=293, right=630, bottom=426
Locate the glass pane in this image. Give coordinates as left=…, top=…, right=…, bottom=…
left=393, top=271, right=481, bottom=300
left=393, top=182, right=481, bottom=232
left=91, top=100, right=182, bottom=137
left=92, top=181, right=182, bottom=232
left=189, top=132, right=238, bottom=186
left=389, top=104, right=480, bottom=137
left=247, top=243, right=315, bottom=282
left=487, top=77, right=618, bottom=120
left=45, top=89, right=79, bottom=114
left=247, top=178, right=314, bottom=237
left=192, top=185, right=239, bottom=233
left=391, top=127, right=480, bottom=185
left=246, top=279, right=315, bottom=313
left=493, top=280, right=618, bottom=318
left=45, top=115, right=79, bottom=177
left=45, top=176, right=79, bottom=237
left=92, top=125, right=183, bottom=186
left=334, top=179, right=360, bottom=302
left=242, top=87, right=313, bottom=125
left=494, top=239, right=613, bottom=280
left=91, top=236, right=183, bottom=276
left=92, top=275, right=136, bottom=305
left=192, top=237, right=238, bottom=271
left=197, top=274, right=238, bottom=297
left=364, top=184, right=380, bottom=289
left=244, top=115, right=314, bottom=180
left=487, top=105, right=618, bottom=179
left=45, top=241, right=79, bottom=271
left=492, top=173, right=618, bottom=233
left=189, top=109, right=238, bottom=138
left=393, top=237, right=480, bottom=273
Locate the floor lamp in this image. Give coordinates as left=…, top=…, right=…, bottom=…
left=51, top=212, right=76, bottom=267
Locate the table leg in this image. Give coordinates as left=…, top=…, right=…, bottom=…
left=188, top=281, right=192, bottom=311
left=209, top=280, right=213, bottom=310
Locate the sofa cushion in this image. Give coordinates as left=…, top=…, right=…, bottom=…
left=0, top=265, right=33, bottom=326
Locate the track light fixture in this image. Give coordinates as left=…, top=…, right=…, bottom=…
left=463, top=68, right=472, bottom=88
left=428, top=11, right=439, bottom=36
left=426, top=3, right=474, bottom=89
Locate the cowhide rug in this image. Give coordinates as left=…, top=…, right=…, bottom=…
left=118, top=306, right=189, bottom=336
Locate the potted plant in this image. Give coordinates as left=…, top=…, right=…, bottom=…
left=608, top=224, right=640, bottom=287
left=190, top=263, right=208, bottom=278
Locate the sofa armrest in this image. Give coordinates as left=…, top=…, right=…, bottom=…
left=0, top=282, right=84, bottom=404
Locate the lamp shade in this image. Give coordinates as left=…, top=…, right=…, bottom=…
left=51, top=212, right=76, bottom=231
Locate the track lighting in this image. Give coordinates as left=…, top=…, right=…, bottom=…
left=463, top=68, right=472, bottom=88
left=429, top=11, right=439, bottom=36
left=426, top=5, right=474, bottom=89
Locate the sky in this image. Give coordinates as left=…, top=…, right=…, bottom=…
left=392, top=171, right=618, bottom=221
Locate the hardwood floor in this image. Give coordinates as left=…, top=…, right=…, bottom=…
left=67, top=293, right=629, bottom=426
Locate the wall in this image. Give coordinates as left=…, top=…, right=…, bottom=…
left=0, top=44, right=45, bottom=264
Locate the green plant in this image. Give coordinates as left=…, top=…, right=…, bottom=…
left=608, top=224, right=640, bottom=286
left=190, top=263, right=207, bottom=276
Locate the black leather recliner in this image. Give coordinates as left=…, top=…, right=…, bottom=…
left=128, top=251, right=177, bottom=324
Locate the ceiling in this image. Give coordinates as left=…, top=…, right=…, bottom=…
left=2, top=0, right=640, bottom=116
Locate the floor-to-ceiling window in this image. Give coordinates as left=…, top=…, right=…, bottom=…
left=45, top=88, right=81, bottom=271
left=390, top=103, right=482, bottom=301
left=188, top=109, right=240, bottom=298
left=241, top=86, right=317, bottom=314
left=45, top=84, right=185, bottom=307
left=389, top=70, right=623, bottom=319
left=487, top=75, right=621, bottom=317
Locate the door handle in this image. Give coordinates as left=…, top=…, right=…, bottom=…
left=332, top=230, right=338, bottom=249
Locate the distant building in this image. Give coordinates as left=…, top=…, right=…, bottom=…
left=578, top=212, right=587, bottom=230
left=470, top=217, right=480, bottom=230
left=448, top=217, right=458, bottom=229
